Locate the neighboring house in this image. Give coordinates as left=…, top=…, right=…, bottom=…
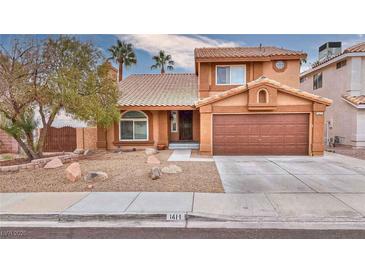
left=97, top=46, right=332, bottom=156
left=300, top=42, right=365, bottom=148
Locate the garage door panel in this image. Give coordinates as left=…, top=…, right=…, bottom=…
left=213, top=114, right=309, bottom=155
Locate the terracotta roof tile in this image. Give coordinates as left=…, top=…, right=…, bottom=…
left=342, top=94, right=365, bottom=105
left=344, top=42, right=365, bottom=53
left=196, top=76, right=332, bottom=107
left=195, top=46, right=306, bottom=59
left=118, top=73, right=198, bottom=107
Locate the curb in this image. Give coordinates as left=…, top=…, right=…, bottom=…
left=2, top=212, right=365, bottom=224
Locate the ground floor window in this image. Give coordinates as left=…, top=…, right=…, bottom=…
left=120, top=111, right=148, bottom=141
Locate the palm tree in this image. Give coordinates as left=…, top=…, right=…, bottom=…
left=151, top=50, right=174, bottom=74
left=108, top=40, right=137, bottom=81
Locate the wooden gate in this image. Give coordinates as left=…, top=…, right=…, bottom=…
left=42, top=127, right=77, bottom=152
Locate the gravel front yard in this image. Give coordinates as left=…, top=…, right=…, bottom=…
left=0, top=150, right=223, bottom=193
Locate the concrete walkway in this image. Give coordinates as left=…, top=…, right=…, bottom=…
left=1, top=192, right=365, bottom=227
left=168, top=149, right=213, bottom=162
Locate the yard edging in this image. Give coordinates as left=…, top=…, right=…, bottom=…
left=0, top=153, right=82, bottom=173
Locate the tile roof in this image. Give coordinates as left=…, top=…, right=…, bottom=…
left=196, top=76, right=332, bottom=107
left=195, top=46, right=306, bottom=59
left=342, top=94, right=365, bottom=106
left=311, top=41, right=365, bottom=68
left=118, top=73, right=198, bottom=107
left=344, top=42, right=365, bottom=53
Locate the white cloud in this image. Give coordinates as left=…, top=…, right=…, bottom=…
left=116, top=34, right=240, bottom=69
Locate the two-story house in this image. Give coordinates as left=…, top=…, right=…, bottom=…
left=96, top=46, right=332, bottom=156
left=300, top=42, right=365, bottom=148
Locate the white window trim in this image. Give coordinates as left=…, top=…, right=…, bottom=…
left=119, top=111, right=149, bottom=141
left=170, top=111, right=178, bottom=133
left=216, top=64, right=246, bottom=86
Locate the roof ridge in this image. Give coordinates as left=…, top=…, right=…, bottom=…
left=128, top=73, right=196, bottom=76
left=195, top=45, right=299, bottom=50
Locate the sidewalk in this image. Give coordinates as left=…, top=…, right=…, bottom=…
left=1, top=192, right=365, bottom=229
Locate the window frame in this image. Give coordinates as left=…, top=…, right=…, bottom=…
left=170, top=111, right=178, bottom=133
left=119, top=111, right=149, bottom=141
left=313, top=72, right=323, bottom=90
left=215, top=64, right=246, bottom=86
left=336, top=60, right=347, bottom=69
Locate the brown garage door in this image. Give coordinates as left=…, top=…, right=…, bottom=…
left=213, top=114, right=309, bottom=155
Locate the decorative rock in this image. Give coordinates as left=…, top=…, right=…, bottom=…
left=147, top=155, right=160, bottom=165
left=44, top=158, right=63, bottom=169
left=150, top=167, right=161, bottom=180
left=65, top=162, right=81, bottom=182
left=87, top=184, right=94, bottom=189
left=161, top=164, right=182, bottom=174
left=145, top=148, right=158, bottom=155
left=73, top=148, right=84, bottom=154
left=84, top=171, right=108, bottom=182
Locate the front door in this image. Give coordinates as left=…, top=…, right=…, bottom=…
left=179, top=111, right=193, bottom=140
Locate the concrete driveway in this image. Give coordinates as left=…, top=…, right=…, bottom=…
left=214, top=153, right=365, bottom=193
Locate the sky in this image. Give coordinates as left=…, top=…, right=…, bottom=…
left=1, top=34, right=364, bottom=75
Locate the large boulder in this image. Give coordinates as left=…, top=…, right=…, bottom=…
left=161, top=164, right=182, bottom=174
left=150, top=167, right=161, bottom=180
left=145, top=148, right=158, bottom=155
left=147, top=155, right=160, bottom=165
left=44, top=158, right=63, bottom=169
left=65, top=162, right=81, bottom=182
left=84, top=171, right=108, bottom=182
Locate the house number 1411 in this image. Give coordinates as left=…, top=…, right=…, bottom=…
left=166, top=213, right=186, bottom=221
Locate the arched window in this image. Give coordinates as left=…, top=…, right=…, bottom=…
left=120, top=111, right=148, bottom=141
left=258, top=89, right=268, bottom=104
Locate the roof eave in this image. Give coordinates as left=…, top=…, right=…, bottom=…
left=195, top=78, right=332, bottom=108
left=342, top=98, right=365, bottom=109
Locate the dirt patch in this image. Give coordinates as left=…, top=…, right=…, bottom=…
left=0, top=150, right=223, bottom=193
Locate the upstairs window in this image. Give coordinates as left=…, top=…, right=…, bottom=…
left=313, top=72, right=323, bottom=90
left=216, top=65, right=246, bottom=85
left=336, top=60, right=347, bottom=69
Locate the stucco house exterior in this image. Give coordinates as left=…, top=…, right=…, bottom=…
left=300, top=42, right=365, bottom=148
left=96, top=46, right=332, bottom=156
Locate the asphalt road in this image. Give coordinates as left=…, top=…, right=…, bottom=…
left=2, top=227, right=365, bottom=239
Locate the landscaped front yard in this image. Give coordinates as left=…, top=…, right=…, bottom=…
left=0, top=150, right=223, bottom=193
